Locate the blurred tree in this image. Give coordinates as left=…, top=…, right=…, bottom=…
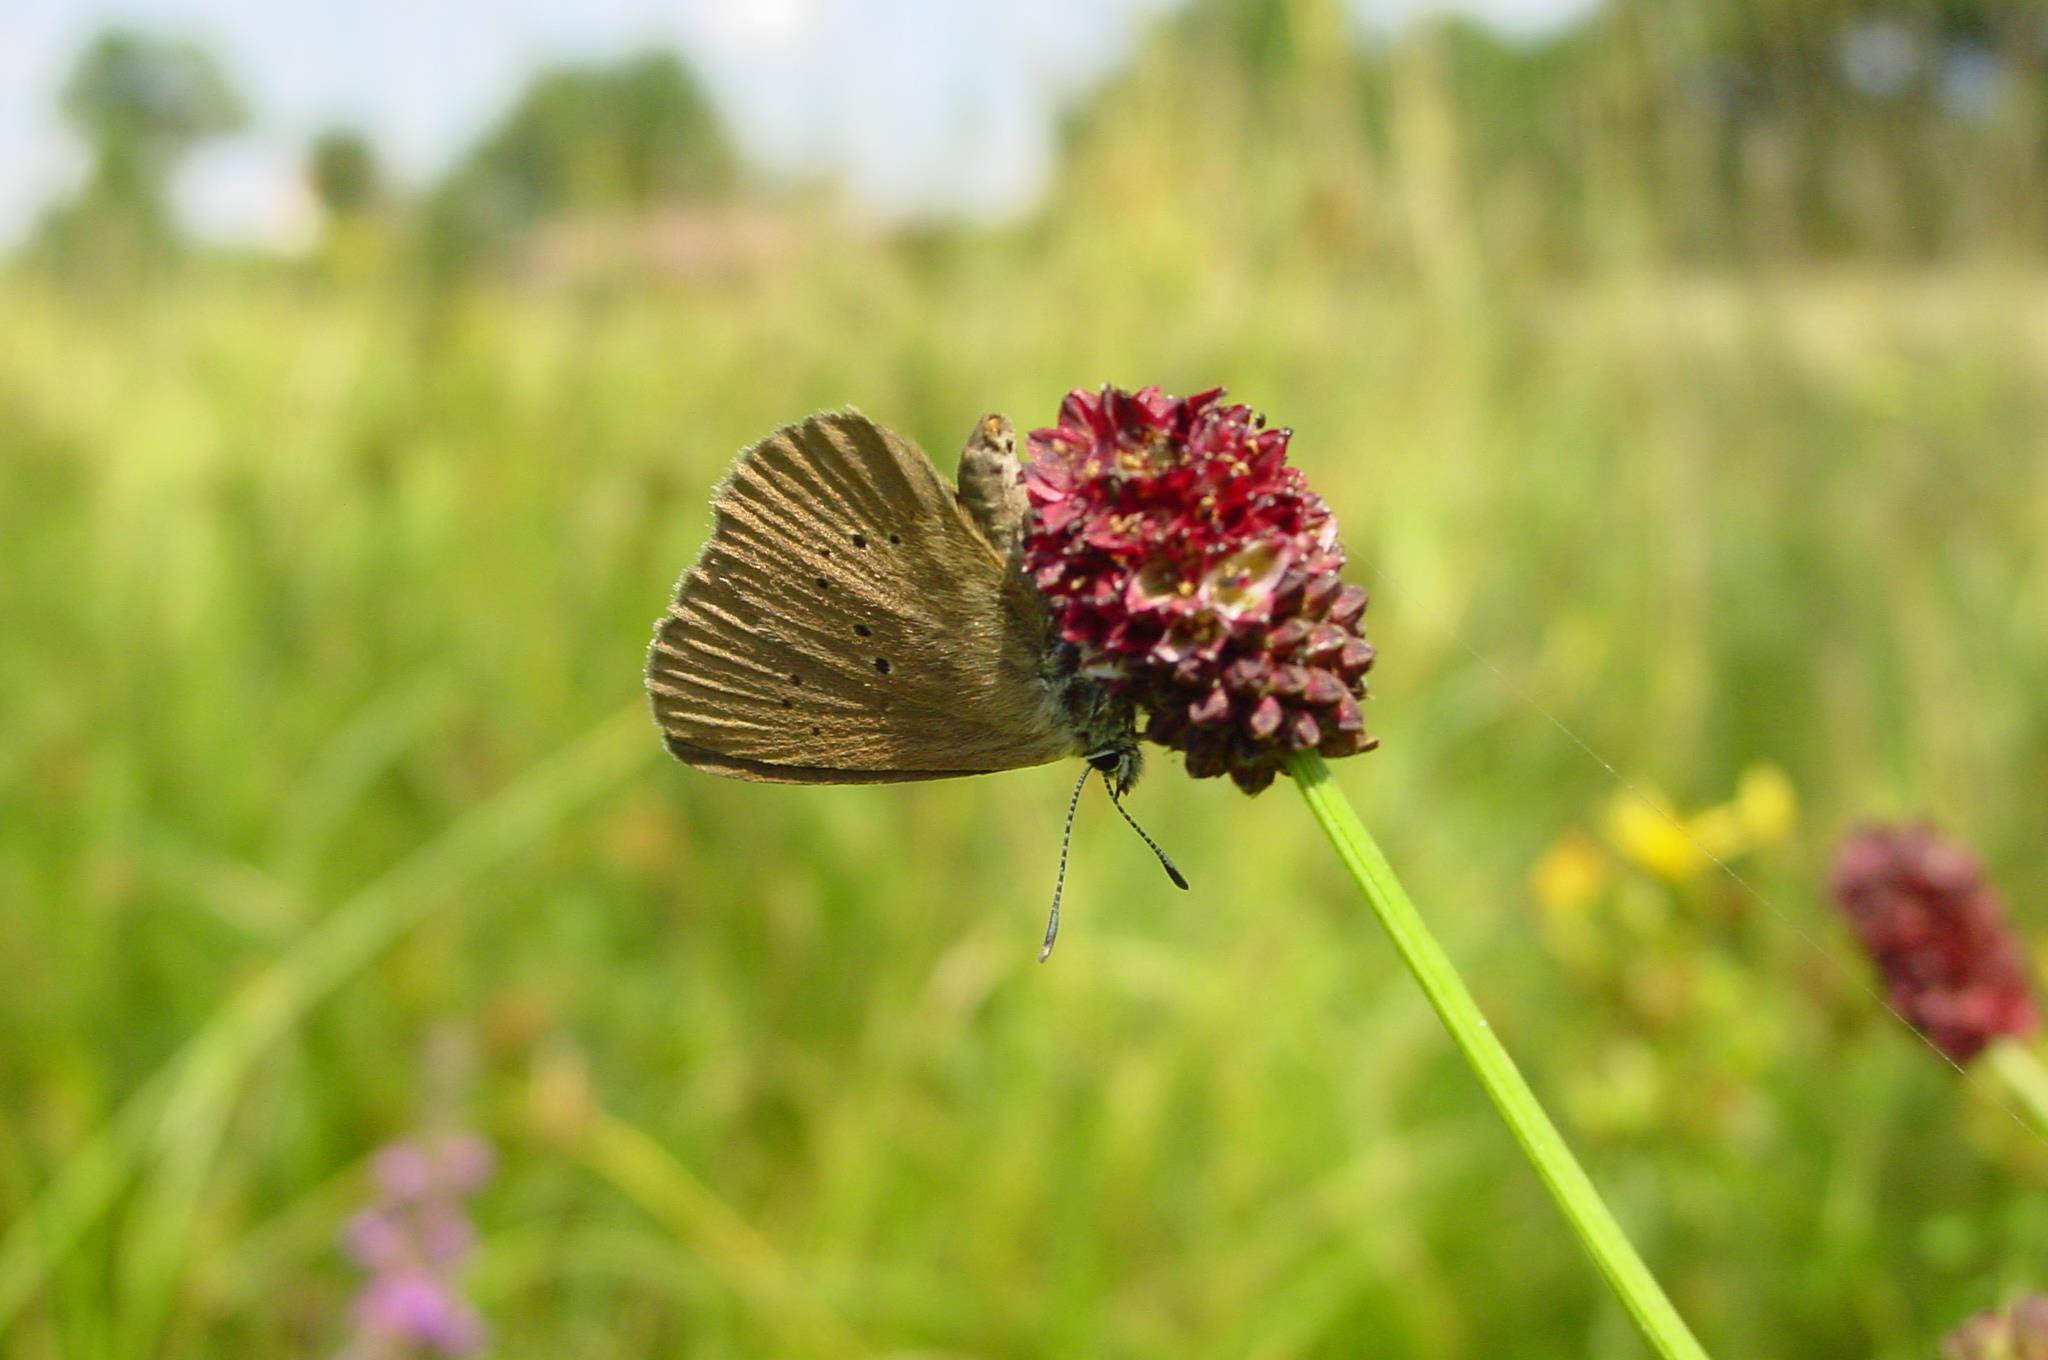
left=308, top=127, right=390, bottom=281
left=1051, top=0, right=2044, bottom=270
left=1600, top=0, right=2047, bottom=256
left=34, top=28, right=245, bottom=274
left=1047, top=0, right=1374, bottom=265
left=415, top=50, right=736, bottom=280
left=310, top=127, right=382, bottom=220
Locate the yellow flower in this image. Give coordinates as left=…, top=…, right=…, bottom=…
left=1599, top=765, right=1799, bottom=883
left=1601, top=793, right=1709, bottom=882
left=1682, top=804, right=1748, bottom=862
left=1734, top=764, right=1797, bottom=848
left=1531, top=830, right=1610, bottom=917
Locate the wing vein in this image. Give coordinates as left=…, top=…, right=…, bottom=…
left=647, top=410, right=1075, bottom=782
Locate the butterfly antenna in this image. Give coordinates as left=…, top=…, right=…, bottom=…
left=1103, top=774, right=1190, bottom=891
left=1040, top=765, right=1091, bottom=962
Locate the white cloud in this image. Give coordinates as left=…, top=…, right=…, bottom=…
left=697, top=0, right=818, bottom=53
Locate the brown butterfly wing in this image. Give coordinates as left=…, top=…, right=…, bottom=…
left=647, top=410, right=1075, bottom=783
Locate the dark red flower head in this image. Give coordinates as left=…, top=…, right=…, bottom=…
left=1830, top=822, right=2038, bottom=1064
left=1023, top=385, right=1375, bottom=794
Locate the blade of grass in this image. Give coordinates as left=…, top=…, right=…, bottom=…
left=267, top=674, right=455, bottom=888
left=114, top=1088, right=234, bottom=1358
left=1289, top=750, right=1711, bottom=1360
left=576, top=1108, right=870, bottom=1360
left=0, top=703, right=655, bottom=1340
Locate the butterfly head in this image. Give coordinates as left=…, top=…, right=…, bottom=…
left=1088, top=742, right=1143, bottom=799
left=957, top=412, right=1026, bottom=558
left=970, top=412, right=1015, bottom=459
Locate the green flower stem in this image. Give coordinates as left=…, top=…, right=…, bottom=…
left=1986, top=1039, right=2048, bottom=1135
left=1289, top=750, right=1711, bottom=1360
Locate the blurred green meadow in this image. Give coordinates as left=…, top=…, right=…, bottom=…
left=4, top=2, right=2048, bottom=1356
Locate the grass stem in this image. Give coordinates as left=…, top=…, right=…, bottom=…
left=1289, top=750, right=1711, bottom=1360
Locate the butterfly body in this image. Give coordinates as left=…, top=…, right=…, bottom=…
left=647, top=410, right=1141, bottom=792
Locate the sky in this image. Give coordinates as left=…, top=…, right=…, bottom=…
left=0, top=0, right=1599, bottom=248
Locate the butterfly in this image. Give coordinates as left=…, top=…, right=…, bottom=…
left=645, top=409, right=1185, bottom=955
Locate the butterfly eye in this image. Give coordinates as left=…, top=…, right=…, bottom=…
left=851, top=533, right=867, bottom=548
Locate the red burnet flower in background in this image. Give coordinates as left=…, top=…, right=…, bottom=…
left=1830, top=822, right=2039, bottom=1064
left=1023, top=385, right=1375, bottom=794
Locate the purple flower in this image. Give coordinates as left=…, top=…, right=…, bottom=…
left=1830, top=822, right=2038, bottom=1064
left=340, top=1134, right=493, bottom=1357
left=353, top=1272, right=486, bottom=1355
left=1023, top=385, right=1375, bottom=794
left=372, top=1142, right=436, bottom=1202
left=418, top=1202, right=479, bottom=1267
left=432, top=1133, right=495, bottom=1194
left=372, top=1134, right=494, bottom=1202
left=343, top=1209, right=410, bottom=1273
